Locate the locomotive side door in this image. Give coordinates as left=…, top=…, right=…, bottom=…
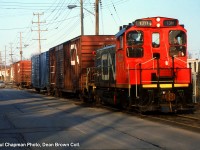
left=150, top=29, right=167, bottom=80
left=150, top=29, right=178, bottom=83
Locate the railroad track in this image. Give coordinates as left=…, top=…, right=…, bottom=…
left=89, top=103, right=200, bottom=133
left=26, top=90, right=200, bottom=133
left=140, top=114, right=200, bottom=133
left=80, top=102, right=196, bottom=131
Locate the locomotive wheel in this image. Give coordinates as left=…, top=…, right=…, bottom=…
left=138, top=91, right=154, bottom=112
left=121, top=99, right=130, bottom=110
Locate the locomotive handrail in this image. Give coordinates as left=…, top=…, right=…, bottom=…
left=173, top=56, right=187, bottom=64
left=141, top=57, right=157, bottom=65
left=134, top=57, right=156, bottom=98
left=165, top=43, right=170, bottom=64
left=128, top=64, right=131, bottom=99
left=133, top=56, right=189, bottom=99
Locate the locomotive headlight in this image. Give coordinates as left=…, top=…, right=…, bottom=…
left=156, top=17, right=160, bottom=22
left=165, top=61, right=169, bottom=66
left=156, top=23, right=160, bottom=27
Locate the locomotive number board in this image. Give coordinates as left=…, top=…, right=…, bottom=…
left=135, top=20, right=152, bottom=27
left=135, top=19, right=178, bottom=27
left=163, top=20, right=178, bottom=26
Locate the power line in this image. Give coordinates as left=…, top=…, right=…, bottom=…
left=111, top=0, right=122, bottom=24
left=0, top=0, right=130, bottom=10
left=0, top=15, right=79, bottom=31
left=1, top=0, right=129, bottom=60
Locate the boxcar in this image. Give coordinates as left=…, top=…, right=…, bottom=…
left=49, top=35, right=115, bottom=96
left=31, top=51, right=50, bottom=91
left=13, top=60, right=32, bottom=87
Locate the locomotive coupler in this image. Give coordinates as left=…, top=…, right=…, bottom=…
left=162, top=91, right=176, bottom=102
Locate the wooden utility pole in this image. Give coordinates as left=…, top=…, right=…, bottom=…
left=32, top=12, right=47, bottom=54
left=19, top=32, right=23, bottom=61
left=9, top=43, right=14, bottom=82
left=80, top=0, right=84, bottom=35
left=9, top=43, right=13, bottom=64
left=4, top=46, right=6, bottom=82
left=95, top=0, right=99, bottom=35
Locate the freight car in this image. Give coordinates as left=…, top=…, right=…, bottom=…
left=31, top=51, right=49, bottom=92
left=49, top=35, right=115, bottom=96
left=85, top=17, right=194, bottom=113
left=13, top=60, right=31, bottom=88
left=31, top=35, right=115, bottom=96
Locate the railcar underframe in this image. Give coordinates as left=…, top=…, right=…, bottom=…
left=92, top=85, right=193, bottom=113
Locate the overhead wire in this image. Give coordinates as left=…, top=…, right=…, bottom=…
left=43, top=0, right=94, bottom=47
left=1, top=0, right=129, bottom=61
left=29, top=0, right=70, bottom=54
left=111, top=0, right=122, bottom=24
left=41, top=0, right=77, bottom=46
left=43, top=0, right=61, bottom=20
left=107, top=6, right=118, bottom=26
left=3, top=0, right=64, bottom=60
left=45, top=18, right=80, bottom=48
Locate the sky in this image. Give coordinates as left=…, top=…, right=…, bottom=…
left=0, top=0, right=200, bottom=64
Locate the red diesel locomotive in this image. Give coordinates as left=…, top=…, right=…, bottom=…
left=85, top=16, right=194, bottom=112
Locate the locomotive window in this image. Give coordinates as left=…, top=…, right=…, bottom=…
left=169, top=30, right=186, bottom=45
left=152, top=33, right=160, bottom=48
left=127, top=47, right=143, bottom=58
left=126, top=30, right=143, bottom=46
left=169, top=30, right=186, bottom=57
left=169, top=46, right=186, bottom=57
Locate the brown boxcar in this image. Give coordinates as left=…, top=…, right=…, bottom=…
left=49, top=35, right=115, bottom=96
left=13, top=60, right=32, bottom=87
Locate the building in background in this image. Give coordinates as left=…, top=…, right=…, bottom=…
left=0, top=65, right=11, bottom=82
left=187, top=59, right=200, bottom=103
